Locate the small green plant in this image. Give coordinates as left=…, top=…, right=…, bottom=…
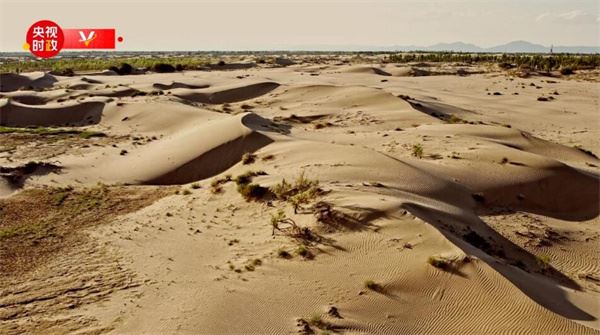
left=190, top=183, right=201, bottom=189
left=182, top=189, right=192, bottom=195
left=412, top=143, right=424, bottom=158
left=211, top=185, right=223, bottom=194
left=271, top=178, right=292, bottom=199
left=309, top=314, right=324, bottom=327
left=210, top=174, right=232, bottom=194
left=234, top=170, right=266, bottom=186
left=288, top=188, right=319, bottom=213
left=428, top=255, right=451, bottom=269
left=364, top=279, right=381, bottom=291
left=241, top=152, right=256, bottom=165
left=271, top=210, right=289, bottom=234
left=295, top=171, right=318, bottom=190
left=277, top=248, right=292, bottom=259
left=447, top=115, right=464, bottom=124
left=536, top=253, right=552, bottom=270
left=296, top=244, right=312, bottom=258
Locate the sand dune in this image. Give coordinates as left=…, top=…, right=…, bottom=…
left=172, top=81, right=280, bottom=104
left=69, top=113, right=274, bottom=185
left=342, top=65, right=393, bottom=76
left=0, top=72, right=57, bottom=92
left=1, top=61, right=599, bottom=334
left=0, top=99, right=105, bottom=126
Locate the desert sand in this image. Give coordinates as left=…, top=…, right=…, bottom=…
left=0, top=58, right=599, bottom=334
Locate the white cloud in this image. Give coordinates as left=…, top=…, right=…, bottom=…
left=536, top=10, right=598, bottom=24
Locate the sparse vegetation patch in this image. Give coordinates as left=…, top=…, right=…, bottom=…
left=0, top=185, right=172, bottom=276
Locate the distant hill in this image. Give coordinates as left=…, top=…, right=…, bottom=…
left=278, top=41, right=599, bottom=54
left=393, top=41, right=599, bottom=54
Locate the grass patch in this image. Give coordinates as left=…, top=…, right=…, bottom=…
left=0, top=126, right=105, bottom=139
left=51, top=186, right=73, bottom=206
left=1, top=55, right=213, bottom=73
left=411, top=143, right=424, bottom=158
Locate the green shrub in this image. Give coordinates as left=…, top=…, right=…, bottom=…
left=536, top=254, right=552, bottom=270
left=237, top=183, right=268, bottom=201
left=296, top=244, right=312, bottom=258
left=559, top=67, right=574, bottom=75
left=271, top=171, right=320, bottom=212
left=277, top=248, right=292, bottom=259
left=241, top=152, right=256, bottom=165
left=234, top=170, right=266, bottom=186
left=364, top=279, right=381, bottom=291
left=309, top=314, right=324, bottom=327
left=271, top=178, right=292, bottom=199
left=412, top=143, right=424, bottom=158
left=428, top=255, right=453, bottom=269
left=386, top=53, right=600, bottom=72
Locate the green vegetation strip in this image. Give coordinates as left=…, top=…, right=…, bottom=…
left=1, top=56, right=212, bottom=73
left=0, top=126, right=105, bottom=138
left=387, top=53, right=600, bottom=72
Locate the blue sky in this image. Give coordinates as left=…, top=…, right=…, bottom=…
left=1, top=0, right=598, bottom=51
